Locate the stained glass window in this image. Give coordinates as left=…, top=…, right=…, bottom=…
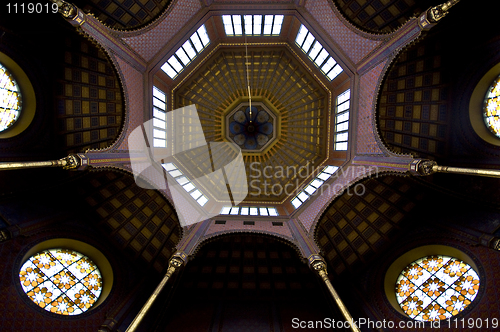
left=19, top=249, right=102, bottom=315
left=484, top=75, right=500, bottom=137
left=0, top=63, right=22, bottom=132
left=395, top=255, right=480, bottom=321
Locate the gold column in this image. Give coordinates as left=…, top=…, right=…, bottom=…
left=125, top=252, right=185, bottom=332
left=415, top=160, right=500, bottom=178
left=433, top=165, right=500, bottom=178
left=310, top=255, right=361, bottom=332
left=0, top=155, right=80, bottom=170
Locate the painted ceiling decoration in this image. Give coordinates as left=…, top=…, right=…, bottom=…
left=6, top=0, right=467, bottom=221
left=174, top=46, right=329, bottom=203
left=3, top=0, right=500, bottom=331
left=227, top=104, right=275, bottom=151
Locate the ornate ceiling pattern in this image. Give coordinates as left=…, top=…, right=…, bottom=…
left=377, top=35, right=449, bottom=160
left=74, top=0, right=172, bottom=30
left=315, top=175, right=426, bottom=275
left=56, top=33, right=124, bottom=153
left=334, top=0, right=437, bottom=33
left=77, top=171, right=181, bottom=272
left=174, top=47, right=329, bottom=203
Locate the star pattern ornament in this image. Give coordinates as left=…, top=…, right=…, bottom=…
left=19, top=249, right=103, bottom=315
left=395, top=255, right=480, bottom=322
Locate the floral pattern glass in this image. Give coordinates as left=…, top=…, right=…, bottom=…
left=19, top=249, right=102, bottom=315
left=0, top=63, right=22, bottom=132
left=395, top=255, right=479, bottom=321
left=484, top=75, right=500, bottom=137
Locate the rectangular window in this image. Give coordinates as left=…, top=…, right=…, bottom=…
left=295, top=24, right=343, bottom=81
left=152, top=86, right=167, bottom=148
left=223, top=15, right=284, bottom=36
left=335, top=89, right=350, bottom=151
left=161, top=25, right=210, bottom=79
left=161, top=162, right=209, bottom=206
left=217, top=206, right=279, bottom=216
left=290, top=166, right=339, bottom=209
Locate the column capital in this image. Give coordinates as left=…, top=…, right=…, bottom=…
left=50, top=0, right=78, bottom=19
left=428, top=0, right=460, bottom=23
left=408, top=159, right=437, bottom=176
left=308, top=254, right=329, bottom=278
left=166, top=251, right=187, bottom=277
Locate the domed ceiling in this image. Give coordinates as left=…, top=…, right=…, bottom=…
left=173, top=46, right=331, bottom=203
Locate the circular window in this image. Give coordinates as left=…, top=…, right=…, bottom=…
left=484, top=75, right=500, bottom=137
left=19, top=248, right=103, bottom=315
left=0, top=63, right=22, bottom=132
left=395, top=255, right=480, bottom=321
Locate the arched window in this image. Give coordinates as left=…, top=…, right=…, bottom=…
left=0, top=62, right=22, bottom=132
left=395, top=255, right=480, bottom=321
left=484, top=75, right=500, bottom=137
left=19, top=248, right=103, bottom=315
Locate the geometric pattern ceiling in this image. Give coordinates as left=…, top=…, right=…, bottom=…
left=77, top=171, right=181, bottom=272
left=174, top=46, right=330, bottom=203
left=334, top=0, right=436, bottom=33
left=316, top=176, right=426, bottom=275
left=74, top=0, right=171, bottom=30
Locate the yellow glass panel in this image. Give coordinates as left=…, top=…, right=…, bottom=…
left=395, top=255, right=480, bottom=321
left=0, top=63, right=21, bottom=132
left=19, top=249, right=103, bottom=315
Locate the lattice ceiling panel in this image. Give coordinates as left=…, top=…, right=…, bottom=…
left=175, top=47, right=329, bottom=203
left=316, top=176, right=426, bottom=275
left=77, top=171, right=181, bottom=272
left=334, top=0, right=436, bottom=33
left=75, top=0, right=172, bottom=30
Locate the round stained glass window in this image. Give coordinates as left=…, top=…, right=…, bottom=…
left=0, top=63, right=22, bottom=132
left=395, top=255, right=480, bottom=321
left=484, top=75, right=500, bottom=137
left=19, top=248, right=102, bottom=315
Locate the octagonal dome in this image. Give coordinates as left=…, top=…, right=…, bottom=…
left=173, top=45, right=331, bottom=203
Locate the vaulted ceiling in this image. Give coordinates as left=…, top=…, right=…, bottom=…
left=174, top=46, right=330, bottom=203
left=0, top=0, right=499, bottom=282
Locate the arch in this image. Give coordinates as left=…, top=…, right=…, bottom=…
left=376, top=33, right=450, bottom=160
left=194, top=231, right=302, bottom=261
left=54, top=29, right=125, bottom=153
left=157, top=232, right=338, bottom=331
